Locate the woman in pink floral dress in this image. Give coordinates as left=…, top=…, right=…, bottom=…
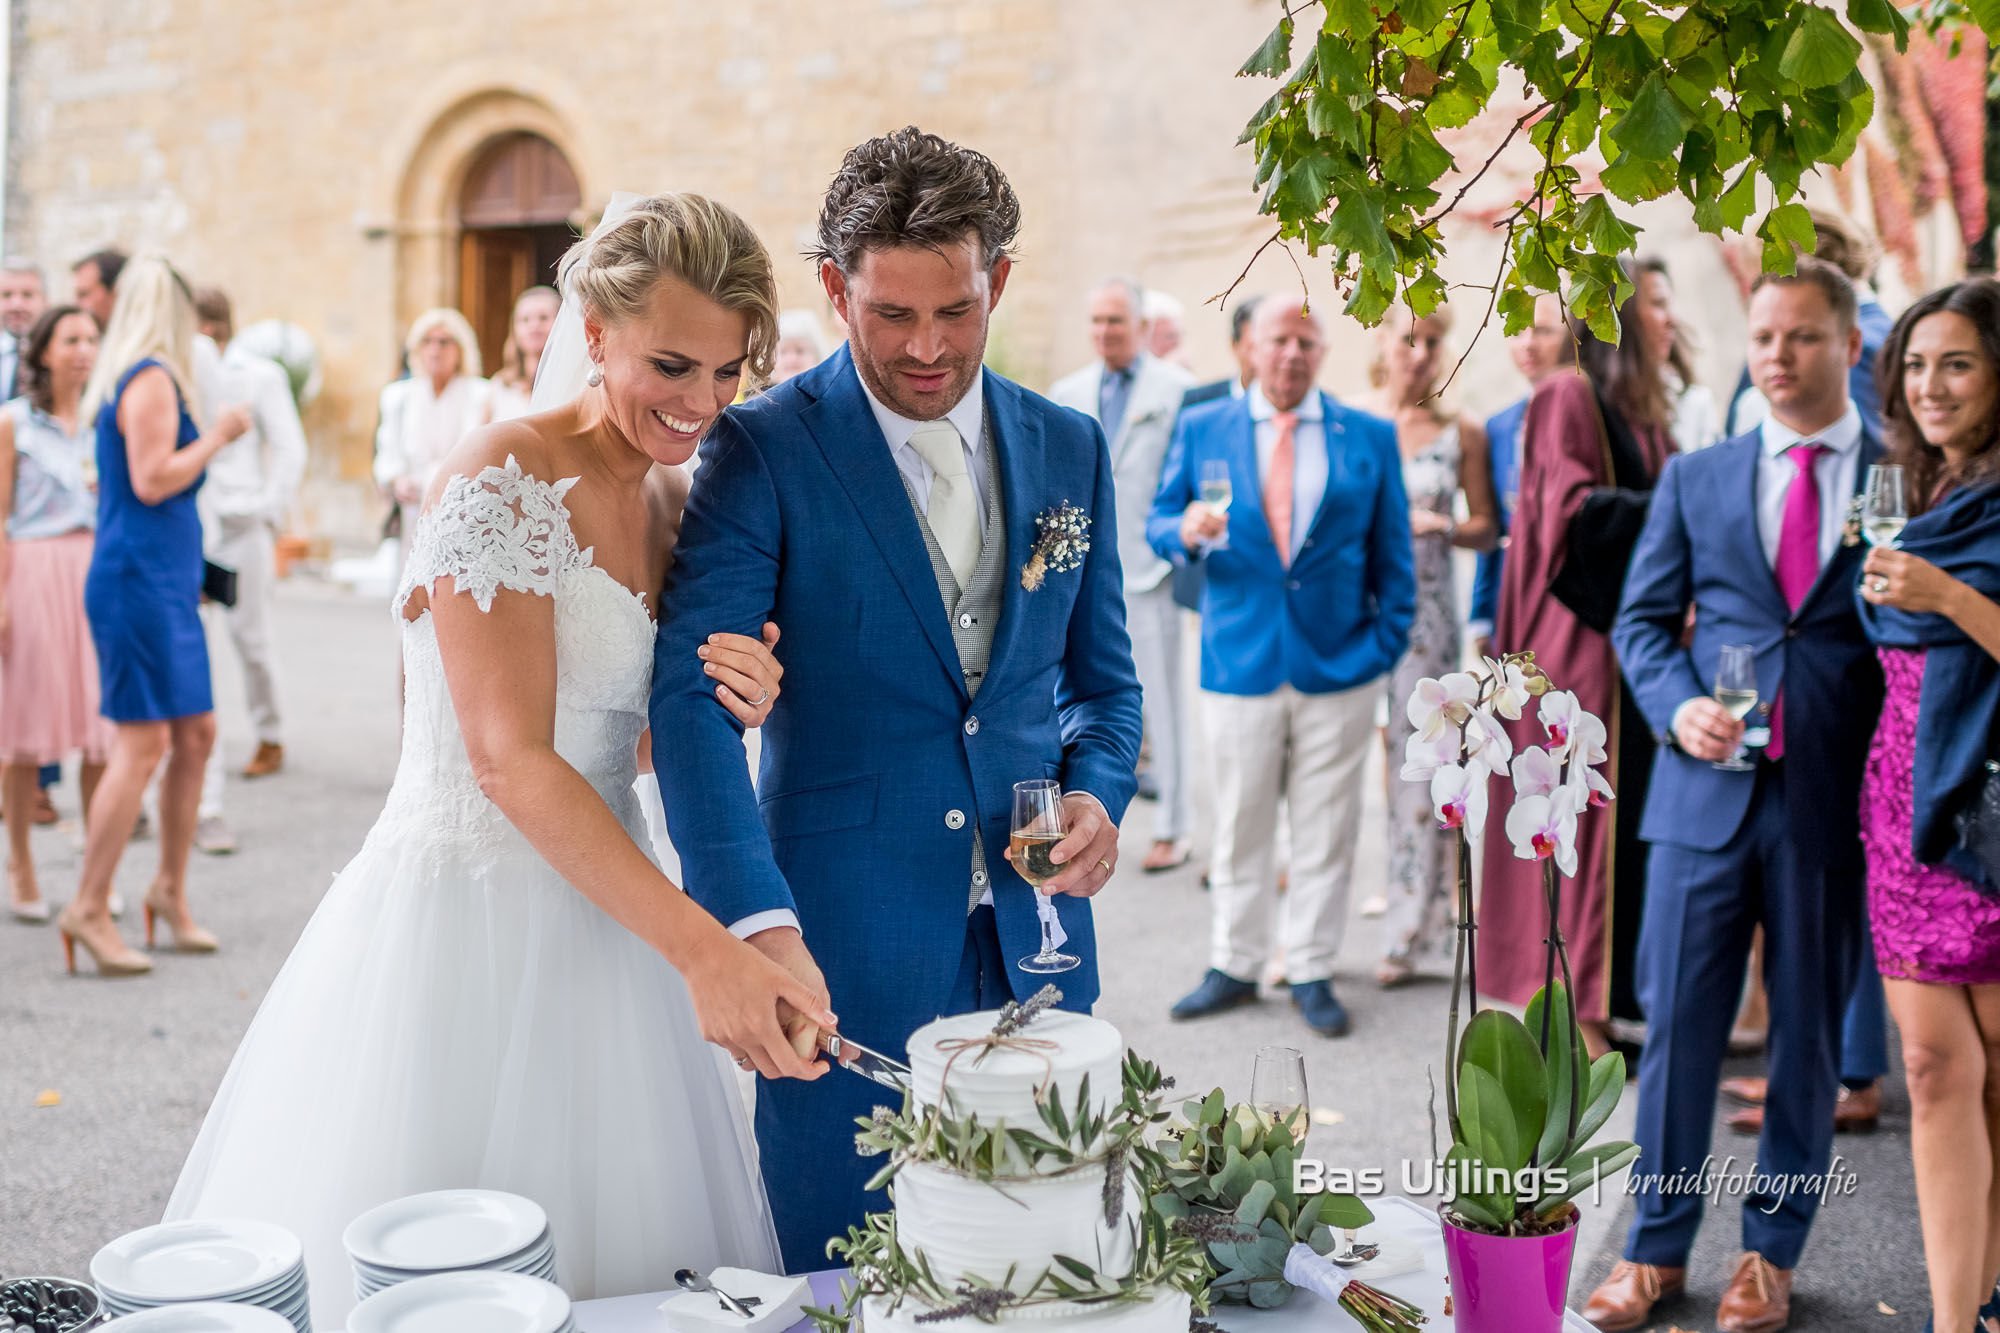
left=1856, top=279, right=2000, bottom=1333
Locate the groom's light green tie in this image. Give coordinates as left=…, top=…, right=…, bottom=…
left=907, top=420, right=981, bottom=589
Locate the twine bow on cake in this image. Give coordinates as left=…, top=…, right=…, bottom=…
left=936, top=985, right=1065, bottom=1097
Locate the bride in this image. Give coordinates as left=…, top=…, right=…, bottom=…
left=166, top=193, right=832, bottom=1323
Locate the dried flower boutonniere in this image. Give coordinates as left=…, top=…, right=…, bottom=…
left=1021, top=502, right=1091, bottom=591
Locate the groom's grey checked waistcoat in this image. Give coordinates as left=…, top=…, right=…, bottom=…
left=897, top=413, right=1007, bottom=914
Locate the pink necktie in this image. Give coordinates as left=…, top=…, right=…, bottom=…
left=1767, top=442, right=1826, bottom=759
left=1264, top=411, right=1298, bottom=565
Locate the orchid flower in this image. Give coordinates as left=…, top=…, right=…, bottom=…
left=1401, top=727, right=1462, bottom=783
left=1569, top=710, right=1610, bottom=767
left=1462, top=706, right=1514, bottom=775
left=1430, top=763, right=1489, bottom=832
left=1484, top=657, right=1533, bottom=721
left=1511, top=745, right=1561, bottom=799
left=1538, top=690, right=1583, bottom=758
left=1407, top=673, right=1481, bottom=741
left=1505, top=784, right=1583, bottom=877
left=1569, top=758, right=1614, bottom=809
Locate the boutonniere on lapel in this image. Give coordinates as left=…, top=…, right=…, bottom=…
left=1841, top=494, right=1864, bottom=547
left=1021, top=501, right=1091, bottom=591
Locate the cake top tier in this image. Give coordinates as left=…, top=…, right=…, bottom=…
left=908, top=1008, right=1126, bottom=1131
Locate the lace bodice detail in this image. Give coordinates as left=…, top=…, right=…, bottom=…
left=381, top=456, right=655, bottom=872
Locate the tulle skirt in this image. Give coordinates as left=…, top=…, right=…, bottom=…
left=165, top=785, right=779, bottom=1327
left=1, top=530, right=115, bottom=764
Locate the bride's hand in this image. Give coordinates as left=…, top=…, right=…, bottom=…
left=699, top=622, right=784, bottom=726
left=683, top=929, right=835, bottom=1081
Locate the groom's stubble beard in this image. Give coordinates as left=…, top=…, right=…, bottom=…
left=847, top=319, right=988, bottom=423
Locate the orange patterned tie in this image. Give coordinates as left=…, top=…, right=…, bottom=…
left=1264, top=410, right=1299, bottom=565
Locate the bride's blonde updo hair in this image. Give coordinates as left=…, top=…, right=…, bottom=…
left=557, top=192, right=779, bottom=383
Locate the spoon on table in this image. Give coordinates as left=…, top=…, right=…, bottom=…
left=675, top=1269, right=761, bottom=1318
left=1327, top=1228, right=1381, bottom=1267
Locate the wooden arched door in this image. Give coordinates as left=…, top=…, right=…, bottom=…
left=458, top=133, right=580, bottom=374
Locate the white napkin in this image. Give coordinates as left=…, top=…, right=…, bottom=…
left=658, top=1269, right=811, bottom=1333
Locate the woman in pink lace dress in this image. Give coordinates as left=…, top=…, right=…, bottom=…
left=1856, top=279, right=2000, bottom=1333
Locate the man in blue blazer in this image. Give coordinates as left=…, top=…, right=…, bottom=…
left=1592, top=260, right=1885, bottom=1333
left=653, top=130, right=1142, bottom=1271
left=1147, top=297, right=1414, bottom=1039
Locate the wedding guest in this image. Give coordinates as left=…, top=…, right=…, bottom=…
left=374, top=308, right=485, bottom=556
left=1634, top=258, right=1720, bottom=453
left=482, top=285, right=559, bottom=424
left=70, top=248, right=125, bottom=328
left=1356, top=307, right=1497, bottom=986
left=1597, top=259, right=1882, bottom=1333
left=1050, top=277, right=1196, bottom=871
left=65, top=256, right=250, bottom=976
left=1480, top=262, right=1673, bottom=1057
left=1, top=306, right=113, bottom=922
left=770, top=309, right=831, bottom=383
left=1144, top=288, right=1192, bottom=369
left=1469, top=293, right=1567, bottom=659
left=0, top=260, right=48, bottom=397
left=193, top=287, right=306, bottom=781
left=1855, top=278, right=2000, bottom=1333
left=1152, top=296, right=1415, bottom=1038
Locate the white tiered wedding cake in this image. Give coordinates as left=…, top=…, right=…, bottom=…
left=849, top=1005, right=1194, bottom=1333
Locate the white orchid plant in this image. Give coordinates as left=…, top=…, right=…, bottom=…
left=1399, top=652, right=1638, bottom=1236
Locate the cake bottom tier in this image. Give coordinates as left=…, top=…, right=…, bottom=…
left=860, top=1289, right=1191, bottom=1333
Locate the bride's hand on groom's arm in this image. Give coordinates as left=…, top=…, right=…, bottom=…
left=698, top=622, right=784, bottom=727
left=684, top=926, right=835, bottom=1082
left=1014, top=793, right=1119, bottom=899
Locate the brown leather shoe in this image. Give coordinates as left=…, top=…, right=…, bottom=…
left=1725, top=1081, right=1880, bottom=1135
left=1721, top=1075, right=1769, bottom=1106
left=1716, top=1252, right=1792, bottom=1332
left=1583, top=1260, right=1686, bottom=1331
left=241, top=742, right=284, bottom=779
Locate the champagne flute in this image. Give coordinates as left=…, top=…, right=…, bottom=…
left=1250, top=1045, right=1309, bottom=1141
left=1198, top=459, right=1232, bottom=551
left=1012, top=780, right=1081, bottom=975
left=1862, top=463, right=1907, bottom=548
left=1712, top=643, right=1758, bottom=772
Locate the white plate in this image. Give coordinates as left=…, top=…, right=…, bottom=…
left=105, top=1269, right=307, bottom=1311
left=344, top=1192, right=547, bottom=1273
left=348, top=1271, right=569, bottom=1333
left=101, top=1304, right=297, bottom=1332
left=352, top=1231, right=552, bottom=1280
left=93, top=1221, right=305, bottom=1303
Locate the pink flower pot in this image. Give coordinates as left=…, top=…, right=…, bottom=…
left=1439, top=1208, right=1579, bottom=1333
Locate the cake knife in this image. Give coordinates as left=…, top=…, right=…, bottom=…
left=817, top=1031, right=913, bottom=1091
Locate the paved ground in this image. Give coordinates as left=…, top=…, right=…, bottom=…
left=0, top=581, right=1927, bottom=1327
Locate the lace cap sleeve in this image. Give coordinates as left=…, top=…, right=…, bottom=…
left=396, top=456, right=591, bottom=614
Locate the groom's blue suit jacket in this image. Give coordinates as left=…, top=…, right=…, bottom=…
left=652, top=346, right=1143, bottom=1048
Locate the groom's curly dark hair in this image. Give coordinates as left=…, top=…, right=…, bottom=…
left=810, top=126, right=1021, bottom=274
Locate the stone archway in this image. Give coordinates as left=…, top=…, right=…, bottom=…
left=458, top=133, right=580, bottom=374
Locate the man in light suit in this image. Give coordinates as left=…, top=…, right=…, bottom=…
left=1049, top=279, right=1194, bottom=871
left=1594, top=259, right=1883, bottom=1333
left=656, top=128, right=1142, bottom=1271
left=1148, top=298, right=1415, bottom=1038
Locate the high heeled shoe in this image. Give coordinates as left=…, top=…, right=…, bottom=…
left=143, top=890, right=218, bottom=953
left=11, top=897, right=51, bottom=923
left=56, top=906, right=151, bottom=977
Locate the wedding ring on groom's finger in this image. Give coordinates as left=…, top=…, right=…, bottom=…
left=1098, top=859, right=1113, bottom=873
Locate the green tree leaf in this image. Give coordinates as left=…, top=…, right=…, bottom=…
left=1609, top=73, right=1688, bottom=159
left=1239, top=18, right=1295, bottom=78
left=1779, top=6, right=1865, bottom=88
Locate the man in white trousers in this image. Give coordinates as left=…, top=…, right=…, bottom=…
left=1146, top=299, right=1415, bottom=1038
left=1048, top=278, right=1194, bottom=872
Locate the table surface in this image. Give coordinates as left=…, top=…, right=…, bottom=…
left=572, top=1196, right=1593, bottom=1333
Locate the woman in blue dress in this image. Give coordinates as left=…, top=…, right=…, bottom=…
left=62, top=255, right=248, bottom=976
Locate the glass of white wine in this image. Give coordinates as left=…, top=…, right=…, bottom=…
left=1012, top=780, right=1080, bottom=975
left=1862, top=463, right=1907, bottom=549
left=1713, top=642, right=1759, bottom=772
left=1250, top=1045, right=1309, bottom=1141
left=1198, top=459, right=1232, bottom=551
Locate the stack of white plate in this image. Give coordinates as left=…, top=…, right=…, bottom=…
left=90, top=1220, right=310, bottom=1332
left=103, top=1304, right=296, bottom=1332
left=343, top=1190, right=557, bottom=1301
left=348, top=1271, right=575, bottom=1333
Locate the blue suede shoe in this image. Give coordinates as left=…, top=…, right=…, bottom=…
left=1169, top=969, right=1259, bottom=1021
left=1290, top=979, right=1352, bottom=1037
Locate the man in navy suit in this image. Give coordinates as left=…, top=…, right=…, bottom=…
left=1148, top=298, right=1414, bottom=1039
left=1592, top=259, right=1885, bottom=1333
left=653, top=129, right=1143, bottom=1271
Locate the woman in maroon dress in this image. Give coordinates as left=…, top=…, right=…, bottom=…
left=1855, top=279, right=2000, bottom=1333
left=1482, top=277, right=1675, bottom=1057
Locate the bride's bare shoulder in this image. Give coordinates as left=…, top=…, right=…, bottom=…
left=422, top=415, right=570, bottom=509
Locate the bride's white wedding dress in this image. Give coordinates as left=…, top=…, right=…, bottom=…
left=166, top=458, right=780, bottom=1326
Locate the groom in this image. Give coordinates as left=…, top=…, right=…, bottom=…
left=654, top=127, right=1143, bottom=1270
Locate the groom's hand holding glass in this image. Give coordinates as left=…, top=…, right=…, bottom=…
left=1005, top=791, right=1120, bottom=897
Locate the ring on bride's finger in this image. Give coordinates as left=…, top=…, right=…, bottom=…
left=1871, top=577, right=1889, bottom=593
left=750, top=688, right=772, bottom=707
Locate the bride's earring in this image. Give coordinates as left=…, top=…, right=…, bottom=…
left=586, top=364, right=604, bottom=388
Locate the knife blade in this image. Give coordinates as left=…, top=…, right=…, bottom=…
left=818, top=1031, right=913, bottom=1091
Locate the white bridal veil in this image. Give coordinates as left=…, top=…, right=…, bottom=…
left=530, top=190, right=645, bottom=413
